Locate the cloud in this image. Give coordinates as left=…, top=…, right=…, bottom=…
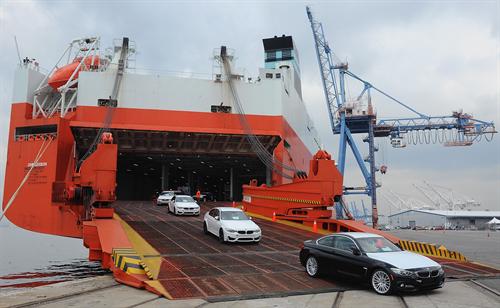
left=0, top=1, right=498, bottom=211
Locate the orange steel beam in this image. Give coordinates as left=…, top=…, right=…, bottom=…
left=243, top=150, right=343, bottom=218
left=242, top=150, right=401, bottom=243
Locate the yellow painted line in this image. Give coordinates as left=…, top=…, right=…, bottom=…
left=111, top=248, right=148, bottom=276
left=246, top=194, right=321, bottom=205
left=114, top=213, right=174, bottom=299
left=114, top=213, right=163, bottom=279
left=124, top=265, right=146, bottom=275
left=245, top=211, right=330, bottom=235
left=117, top=256, right=141, bottom=269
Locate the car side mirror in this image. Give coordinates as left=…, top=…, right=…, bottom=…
left=215, top=216, right=219, bottom=220
left=352, top=247, right=361, bottom=256
left=249, top=217, right=253, bottom=220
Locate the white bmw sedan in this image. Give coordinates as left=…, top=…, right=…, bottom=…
left=203, top=207, right=261, bottom=243
left=168, top=195, right=200, bottom=216
left=157, top=191, right=175, bottom=206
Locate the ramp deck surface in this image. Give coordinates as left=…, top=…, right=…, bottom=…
left=113, top=201, right=500, bottom=300
left=114, top=201, right=353, bottom=299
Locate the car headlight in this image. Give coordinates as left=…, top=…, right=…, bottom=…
left=391, top=268, right=417, bottom=278
left=226, top=229, right=237, bottom=233
left=255, top=229, right=261, bottom=233
left=438, top=267, right=444, bottom=275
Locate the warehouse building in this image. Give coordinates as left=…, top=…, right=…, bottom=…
left=388, top=209, right=500, bottom=230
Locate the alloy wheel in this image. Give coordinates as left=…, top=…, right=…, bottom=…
left=371, top=270, right=392, bottom=295
left=306, top=256, right=319, bottom=277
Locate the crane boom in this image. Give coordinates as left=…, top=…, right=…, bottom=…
left=306, top=6, right=342, bottom=130
left=305, top=6, right=496, bottom=229
left=307, top=6, right=379, bottom=227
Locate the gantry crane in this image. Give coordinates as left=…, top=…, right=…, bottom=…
left=413, top=183, right=442, bottom=209
left=414, top=181, right=481, bottom=210
left=306, top=6, right=496, bottom=228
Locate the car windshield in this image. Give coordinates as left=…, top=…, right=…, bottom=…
left=176, top=196, right=195, bottom=202
left=357, top=237, right=401, bottom=253
left=220, top=211, right=249, bottom=220
left=160, top=192, right=174, bottom=196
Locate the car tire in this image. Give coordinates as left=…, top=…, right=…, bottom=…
left=305, top=255, right=320, bottom=277
left=371, top=269, right=393, bottom=295
left=203, top=222, right=209, bottom=235
left=219, top=229, right=225, bottom=243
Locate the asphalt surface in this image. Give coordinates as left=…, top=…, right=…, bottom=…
left=2, top=276, right=499, bottom=308
left=389, top=229, right=500, bottom=269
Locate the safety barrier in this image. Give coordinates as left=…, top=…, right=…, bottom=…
left=112, top=248, right=149, bottom=276
left=399, top=240, right=467, bottom=262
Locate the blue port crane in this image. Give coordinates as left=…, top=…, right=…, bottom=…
left=306, top=6, right=496, bottom=228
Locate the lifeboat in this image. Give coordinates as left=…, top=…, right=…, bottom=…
left=48, top=56, right=100, bottom=90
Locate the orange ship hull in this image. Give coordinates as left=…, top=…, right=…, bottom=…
left=2, top=102, right=312, bottom=238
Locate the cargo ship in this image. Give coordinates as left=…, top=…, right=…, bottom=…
left=2, top=35, right=326, bottom=236
left=2, top=35, right=480, bottom=299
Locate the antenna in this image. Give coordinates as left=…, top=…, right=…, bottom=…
left=14, top=36, right=22, bottom=65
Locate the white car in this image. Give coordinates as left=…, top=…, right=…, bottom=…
left=203, top=207, right=261, bottom=243
left=157, top=191, right=175, bottom=206
left=168, top=195, right=200, bottom=215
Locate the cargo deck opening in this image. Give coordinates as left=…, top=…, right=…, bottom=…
left=116, top=153, right=267, bottom=201
left=72, top=128, right=279, bottom=201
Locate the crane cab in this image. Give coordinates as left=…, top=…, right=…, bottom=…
left=390, top=136, right=406, bottom=148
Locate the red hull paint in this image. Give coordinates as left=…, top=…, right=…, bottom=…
left=2, top=103, right=313, bottom=238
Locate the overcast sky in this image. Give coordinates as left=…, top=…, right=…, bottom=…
left=0, top=0, right=499, bottom=215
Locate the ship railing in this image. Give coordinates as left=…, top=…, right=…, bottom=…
left=127, top=67, right=212, bottom=80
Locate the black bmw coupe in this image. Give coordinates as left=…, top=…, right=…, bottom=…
left=299, top=232, right=445, bottom=295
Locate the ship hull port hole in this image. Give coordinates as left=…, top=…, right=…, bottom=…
left=72, top=128, right=280, bottom=201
